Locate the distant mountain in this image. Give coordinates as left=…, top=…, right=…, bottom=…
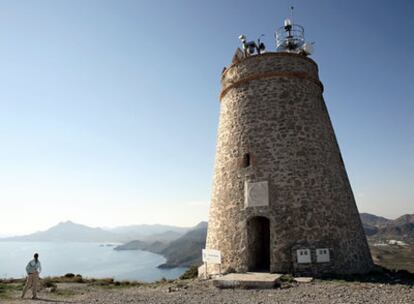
left=141, top=230, right=184, bottom=243
left=391, top=214, right=414, bottom=226
left=376, top=214, right=414, bottom=240
left=0, top=221, right=120, bottom=243
left=115, top=240, right=167, bottom=253
left=360, top=213, right=414, bottom=242
left=360, top=213, right=391, bottom=236
left=108, top=224, right=189, bottom=238
left=115, top=221, right=208, bottom=268
left=360, top=213, right=391, bottom=228
left=0, top=221, right=190, bottom=243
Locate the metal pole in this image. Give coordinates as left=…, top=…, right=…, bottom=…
left=204, top=262, right=208, bottom=279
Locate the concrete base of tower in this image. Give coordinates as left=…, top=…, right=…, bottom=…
left=198, top=255, right=374, bottom=279
left=197, top=263, right=221, bottom=279
left=212, top=272, right=283, bottom=289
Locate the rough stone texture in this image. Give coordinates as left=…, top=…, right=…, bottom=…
left=205, top=52, right=373, bottom=276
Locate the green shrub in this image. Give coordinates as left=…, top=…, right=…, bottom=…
left=280, top=274, right=295, bottom=283
left=179, top=266, right=198, bottom=280
left=74, top=276, right=84, bottom=283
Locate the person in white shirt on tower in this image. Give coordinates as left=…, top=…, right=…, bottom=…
left=21, top=252, right=42, bottom=299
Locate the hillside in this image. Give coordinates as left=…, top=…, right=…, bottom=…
left=361, top=213, right=414, bottom=242
left=158, top=221, right=208, bottom=268
left=376, top=214, right=414, bottom=242
left=142, top=230, right=184, bottom=243
left=360, top=213, right=390, bottom=236
left=114, top=240, right=167, bottom=253
left=108, top=225, right=189, bottom=241
left=360, top=213, right=391, bottom=228
left=115, top=221, right=208, bottom=268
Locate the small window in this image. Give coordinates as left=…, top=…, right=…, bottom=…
left=242, top=153, right=250, bottom=168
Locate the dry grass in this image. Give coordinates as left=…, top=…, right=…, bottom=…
left=0, top=274, right=153, bottom=300
left=370, top=243, right=414, bottom=273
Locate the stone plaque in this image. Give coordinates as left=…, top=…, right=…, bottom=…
left=244, top=181, right=269, bottom=208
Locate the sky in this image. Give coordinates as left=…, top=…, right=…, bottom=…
left=0, top=0, right=413, bottom=236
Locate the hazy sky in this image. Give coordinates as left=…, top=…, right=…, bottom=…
left=0, top=0, right=413, bottom=236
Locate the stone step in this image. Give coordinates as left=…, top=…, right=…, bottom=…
left=212, top=272, right=283, bottom=289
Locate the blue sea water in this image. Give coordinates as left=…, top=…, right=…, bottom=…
left=0, top=242, right=187, bottom=282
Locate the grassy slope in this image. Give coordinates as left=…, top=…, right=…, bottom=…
left=369, top=243, right=414, bottom=273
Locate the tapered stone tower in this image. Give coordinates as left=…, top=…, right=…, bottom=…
left=204, top=17, right=373, bottom=276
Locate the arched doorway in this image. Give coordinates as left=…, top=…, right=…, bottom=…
left=247, top=216, right=270, bottom=272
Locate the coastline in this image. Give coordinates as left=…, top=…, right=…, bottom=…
left=0, top=241, right=186, bottom=282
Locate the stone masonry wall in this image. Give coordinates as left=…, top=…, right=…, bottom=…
left=205, top=52, right=373, bottom=275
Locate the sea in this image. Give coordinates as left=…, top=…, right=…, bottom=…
left=0, top=242, right=187, bottom=282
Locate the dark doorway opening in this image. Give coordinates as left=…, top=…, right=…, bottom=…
left=247, top=216, right=270, bottom=272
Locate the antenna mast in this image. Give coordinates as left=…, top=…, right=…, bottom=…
left=275, top=7, right=314, bottom=56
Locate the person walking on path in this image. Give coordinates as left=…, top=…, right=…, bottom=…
left=21, top=252, right=42, bottom=299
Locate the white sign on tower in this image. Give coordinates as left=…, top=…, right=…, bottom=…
left=202, top=249, right=221, bottom=264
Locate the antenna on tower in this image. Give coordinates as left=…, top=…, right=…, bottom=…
left=238, top=34, right=266, bottom=57
left=275, top=7, right=314, bottom=56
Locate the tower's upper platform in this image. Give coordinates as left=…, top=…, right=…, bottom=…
left=220, top=52, right=322, bottom=101
left=232, top=8, right=314, bottom=69
left=222, top=9, right=318, bottom=101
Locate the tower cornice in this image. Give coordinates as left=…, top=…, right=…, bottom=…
left=220, top=70, right=323, bottom=101
left=221, top=52, right=318, bottom=81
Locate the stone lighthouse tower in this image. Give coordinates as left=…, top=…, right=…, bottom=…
left=204, top=15, right=373, bottom=276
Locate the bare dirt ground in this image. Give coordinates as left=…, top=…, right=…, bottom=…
left=2, top=279, right=414, bottom=304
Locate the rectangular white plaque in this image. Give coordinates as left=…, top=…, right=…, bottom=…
left=202, top=249, right=221, bottom=264
left=316, top=248, right=330, bottom=263
left=297, top=249, right=311, bottom=263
